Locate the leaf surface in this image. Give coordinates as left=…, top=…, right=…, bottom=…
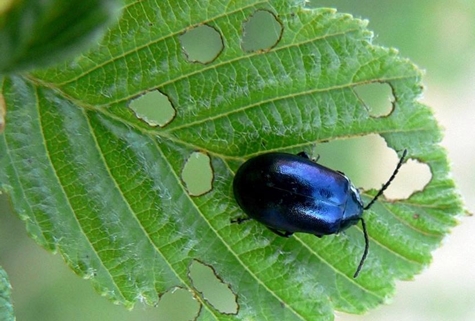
left=0, top=0, right=463, bottom=320
left=0, top=266, right=14, bottom=321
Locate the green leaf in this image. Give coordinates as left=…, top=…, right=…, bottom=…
left=0, top=0, right=122, bottom=74
left=0, top=266, right=15, bottom=321
left=0, top=0, right=464, bottom=320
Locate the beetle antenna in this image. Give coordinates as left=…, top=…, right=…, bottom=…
left=353, top=217, right=369, bottom=278
left=364, top=149, right=408, bottom=210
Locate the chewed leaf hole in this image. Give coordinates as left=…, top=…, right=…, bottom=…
left=189, top=260, right=238, bottom=315
left=354, top=82, right=394, bottom=117
left=313, top=134, right=430, bottom=199
left=382, top=158, right=432, bottom=199
left=129, top=90, right=175, bottom=127
left=181, top=152, right=213, bottom=196
left=157, top=287, right=201, bottom=321
left=180, top=24, right=224, bottom=64
left=241, top=10, right=283, bottom=52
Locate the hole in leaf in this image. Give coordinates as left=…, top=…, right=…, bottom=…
left=157, top=287, right=201, bottom=321
left=181, top=152, right=213, bottom=196
left=312, top=135, right=431, bottom=199
left=189, top=260, right=238, bottom=314
left=180, top=25, right=224, bottom=64
left=382, top=158, right=431, bottom=199
left=241, top=10, right=283, bottom=52
left=354, top=82, right=394, bottom=117
left=129, top=90, right=175, bottom=127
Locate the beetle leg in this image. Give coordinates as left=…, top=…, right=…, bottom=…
left=297, top=151, right=320, bottom=163
left=297, top=151, right=310, bottom=159
left=230, top=216, right=251, bottom=224
left=267, top=227, right=293, bottom=238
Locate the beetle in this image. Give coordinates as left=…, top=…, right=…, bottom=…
left=232, top=149, right=407, bottom=278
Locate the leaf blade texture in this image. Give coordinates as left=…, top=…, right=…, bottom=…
left=0, top=1, right=463, bottom=320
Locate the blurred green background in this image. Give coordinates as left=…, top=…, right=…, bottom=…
left=1, top=0, right=475, bottom=320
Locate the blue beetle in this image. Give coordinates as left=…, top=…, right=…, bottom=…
left=232, top=150, right=407, bottom=277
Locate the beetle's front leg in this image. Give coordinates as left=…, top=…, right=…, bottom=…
left=297, top=151, right=320, bottom=163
